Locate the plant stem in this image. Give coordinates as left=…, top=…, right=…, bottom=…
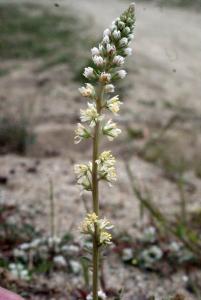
left=92, top=84, right=104, bottom=300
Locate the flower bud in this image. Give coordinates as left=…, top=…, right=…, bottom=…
left=92, top=55, right=104, bottom=66
left=104, top=84, right=115, bottom=93
left=83, top=67, right=94, bottom=79
left=112, top=30, right=121, bottom=40
left=99, top=72, right=111, bottom=83
left=124, top=47, right=132, bottom=56
left=113, top=55, right=125, bottom=66
left=119, top=37, right=128, bottom=47
left=116, top=69, right=127, bottom=79
left=91, top=47, right=100, bottom=56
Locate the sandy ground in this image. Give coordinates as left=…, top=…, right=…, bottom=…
left=0, top=0, right=201, bottom=299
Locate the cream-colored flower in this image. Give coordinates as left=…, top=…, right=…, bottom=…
left=80, top=213, right=113, bottom=246
left=83, top=67, right=94, bottom=79
left=102, top=120, right=121, bottom=141
left=124, top=47, right=132, bottom=56
left=79, top=83, right=95, bottom=98
left=112, top=29, right=121, bottom=40
left=96, top=151, right=117, bottom=183
left=113, top=55, right=125, bottom=66
left=100, top=231, right=112, bottom=245
left=74, top=163, right=92, bottom=190
left=106, top=96, right=122, bottom=114
left=116, top=69, right=127, bottom=79
left=99, top=72, right=111, bottom=83
left=80, top=103, right=103, bottom=127
left=96, top=151, right=116, bottom=167
left=91, top=47, right=100, bottom=56
left=119, top=37, right=128, bottom=47
left=92, top=55, right=104, bottom=66
left=104, top=84, right=115, bottom=94
left=74, top=123, right=91, bottom=144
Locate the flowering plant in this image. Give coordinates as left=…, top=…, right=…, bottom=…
left=74, top=3, right=135, bottom=299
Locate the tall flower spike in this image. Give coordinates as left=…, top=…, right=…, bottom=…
left=75, top=3, right=135, bottom=299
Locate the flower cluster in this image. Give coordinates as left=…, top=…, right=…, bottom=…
left=96, top=151, right=117, bottom=184
left=74, top=163, right=92, bottom=190
left=80, top=213, right=113, bottom=246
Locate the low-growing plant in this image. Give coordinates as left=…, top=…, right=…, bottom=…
left=74, top=4, right=135, bottom=299
left=0, top=116, right=35, bottom=155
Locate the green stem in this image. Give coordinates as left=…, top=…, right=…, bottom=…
left=92, top=84, right=104, bottom=300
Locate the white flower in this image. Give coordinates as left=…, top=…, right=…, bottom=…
left=116, top=69, right=127, bottom=79
left=103, top=28, right=111, bottom=37
left=96, top=151, right=117, bottom=183
left=96, top=151, right=116, bottom=167
left=141, top=246, right=163, bottom=267
left=102, top=35, right=110, bottom=44
left=79, top=83, right=95, bottom=98
left=83, top=67, right=94, bottom=79
left=48, top=236, right=61, bottom=247
left=9, top=263, right=29, bottom=280
left=13, top=249, right=27, bottom=258
left=69, top=260, right=81, bottom=274
left=53, top=255, right=67, bottom=268
left=122, top=248, right=133, bottom=261
left=30, top=238, right=42, bottom=248
left=169, top=241, right=181, bottom=253
left=87, top=290, right=107, bottom=300
left=99, top=72, right=111, bottom=83
left=142, top=226, right=157, bottom=243
left=112, top=30, right=121, bottom=40
left=19, top=243, right=30, bottom=250
left=74, top=123, right=91, bottom=144
left=104, top=84, right=115, bottom=93
left=113, top=55, right=125, bottom=66
left=102, top=120, right=121, bottom=141
left=107, top=96, right=122, bottom=114
left=92, top=55, right=104, bottom=66
left=61, top=244, right=79, bottom=255
left=124, top=47, right=132, bottom=56
left=106, top=44, right=116, bottom=55
left=91, top=47, right=100, bottom=56
left=80, top=102, right=102, bottom=127
left=119, top=37, right=128, bottom=47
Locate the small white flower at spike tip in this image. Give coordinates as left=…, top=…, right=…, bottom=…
left=99, top=72, right=111, bottom=84
left=119, top=37, right=128, bottom=47
left=102, top=120, right=121, bottom=141
left=79, top=83, right=95, bottom=98
left=83, top=67, right=94, bottom=79
left=74, top=123, right=91, bottom=144
left=112, top=29, right=121, bottom=40
left=113, top=55, right=125, bottom=66
left=116, top=69, right=127, bottom=79
left=106, top=96, right=122, bottom=114
left=104, top=84, right=115, bottom=94
left=93, top=55, right=104, bottom=67
left=80, top=102, right=103, bottom=127
left=91, top=47, right=100, bottom=56
left=124, top=47, right=132, bottom=56
left=103, top=28, right=111, bottom=37
left=102, top=35, right=110, bottom=44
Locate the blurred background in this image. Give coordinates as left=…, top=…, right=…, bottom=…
left=0, top=0, right=201, bottom=299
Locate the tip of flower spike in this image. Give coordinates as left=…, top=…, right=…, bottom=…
left=129, top=2, right=135, bottom=11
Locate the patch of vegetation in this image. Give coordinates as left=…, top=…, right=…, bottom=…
left=0, top=116, right=35, bottom=155
left=0, top=3, right=95, bottom=78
